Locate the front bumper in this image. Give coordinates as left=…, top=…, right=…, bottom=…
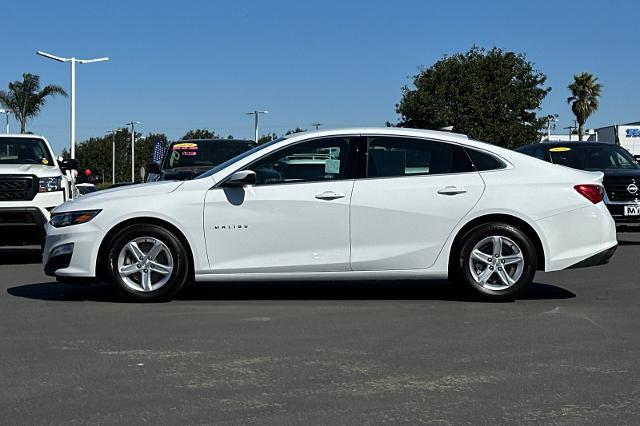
left=0, top=207, right=48, bottom=246
left=605, top=203, right=640, bottom=223
left=42, top=221, right=105, bottom=279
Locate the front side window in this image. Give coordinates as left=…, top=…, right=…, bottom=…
left=0, top=137, right=54, bottom=166
left=367, top=137, right=473, bottom=178
left=249, top=137, right=351, bottom=185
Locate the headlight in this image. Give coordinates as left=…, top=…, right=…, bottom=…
left=39, top=176, right=62, bottom=192
left=50, top=210, right=101, bottom=228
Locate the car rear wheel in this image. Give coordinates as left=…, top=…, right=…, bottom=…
left=455, top=223, right=537, bottom=301
left=106, top=224, right=189, bottom=302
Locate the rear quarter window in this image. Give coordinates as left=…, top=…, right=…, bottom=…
left=466, top=148, right=506, bottom=171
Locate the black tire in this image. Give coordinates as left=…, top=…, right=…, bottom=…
left=453, top=222, right=537, bottom=301
left=105, top=224, right=189, bottom=302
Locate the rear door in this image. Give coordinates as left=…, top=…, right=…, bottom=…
left=350, top=136, right=485, bottom=271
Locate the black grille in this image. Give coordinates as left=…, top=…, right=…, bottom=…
left=0, top=176, right=37, bottom=201
left=604, top=177, right=640, bottom=202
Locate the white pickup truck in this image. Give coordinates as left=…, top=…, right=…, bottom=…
left=0, top=134, right=75, bottom=246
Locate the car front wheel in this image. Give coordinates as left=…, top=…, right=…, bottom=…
left=456, top=223, right=537, bottom=301
left=105, top=224, right=189, bottom=302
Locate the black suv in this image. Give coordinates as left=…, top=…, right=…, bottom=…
left=146, top=139, right=255, bottom=182
left=516, top=142, right=640, bottom=224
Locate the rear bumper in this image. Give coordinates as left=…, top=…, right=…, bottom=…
left=569, top=244, right=618, bottom=269
left=0, top=207, right=48, bottom=246
left=536, top=202, right=618, bottom=272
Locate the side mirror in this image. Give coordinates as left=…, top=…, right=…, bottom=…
left=146, top=162, right=161, bottom=174
left=222, top=170, right=256, bottom=188
left=59, top=158, right=78, bottom=172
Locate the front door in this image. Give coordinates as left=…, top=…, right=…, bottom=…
left=204, top=136, right=356, bottom=274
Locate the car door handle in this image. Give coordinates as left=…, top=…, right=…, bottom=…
left=437, top=186, right=467, bottom=196
left=315, top=191, right=346, bottom=200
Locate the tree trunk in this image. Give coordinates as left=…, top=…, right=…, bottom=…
left=578, top=123, right=584, bottom=141
left=20, top=117, right=26, bottom=133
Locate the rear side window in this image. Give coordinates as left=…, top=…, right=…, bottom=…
left=367, top=137, right=473, bottom=178
left=465, top=148, right=506, bottom=171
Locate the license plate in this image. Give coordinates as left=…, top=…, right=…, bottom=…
left=624, top=205, right=640, bottom=216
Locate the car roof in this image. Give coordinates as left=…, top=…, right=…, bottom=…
left=0, top=133, right=47, bottom=139
left=520, top=141, right=617, bottom=149
left=172, top=139, right=254, bottom=144
left=284, top=127, right=470, bottom=142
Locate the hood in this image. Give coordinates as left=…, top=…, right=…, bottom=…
left=54, top=180, right=183, bottom=213
left=161, top=166, right=211, bottom=181
left=601, top=169, right=640, bottom=179
left=0, top=163, right=60, bottom=177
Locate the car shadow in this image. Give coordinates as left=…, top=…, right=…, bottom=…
left=0, top=247, right=42, bottom=265
left=7, top=280, right=575, bottom=303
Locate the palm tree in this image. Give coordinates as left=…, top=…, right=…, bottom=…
left=0, top=73, right=67, bottom=133
left=567, top=72, right=602, bottom=141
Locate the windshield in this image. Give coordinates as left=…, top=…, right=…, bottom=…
left=162, top=140, right=255, bottom=170
left=0, top=137, right=54, bottom=165
left=548, top=145, right=640, bottom=171
left=196, top=138, right=285, bottom=179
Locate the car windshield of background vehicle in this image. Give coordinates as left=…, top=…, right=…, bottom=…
left=367, top=137, right=473, bottom=177
left=548, top=145, right=640, bottom=171
left=163, top=141, right=254, bottom=170
left=196, top=138, right=285, bottom=179
left=0, top=137, right=54, bottom=166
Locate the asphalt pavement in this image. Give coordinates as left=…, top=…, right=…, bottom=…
left=1, top=232, right=640, bottom=424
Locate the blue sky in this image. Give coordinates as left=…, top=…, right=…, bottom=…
left=2, top=0, right=639, bottom=154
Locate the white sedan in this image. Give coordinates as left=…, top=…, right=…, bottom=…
left=43, top=128, right=617, bottom=301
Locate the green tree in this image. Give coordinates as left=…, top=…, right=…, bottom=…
left=0, top=73, right=67, bottom=133
left=74, top=131, right=168, bottom=183
left=181, top=129, right=217, bottom=140
left=567, top=72, right=602, bottom=141
left=285, top=127, right=307, bottom=135
left=258, top=133, right=278, bottom=144
left=394, top=46, right=551, bottom=148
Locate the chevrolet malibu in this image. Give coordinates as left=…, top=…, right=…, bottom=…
left=43, top=128, right=618, bottom=302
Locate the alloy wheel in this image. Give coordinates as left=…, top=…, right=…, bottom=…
left=468, top=235, right=525, bottom=291
left=116, top=236, right=174, bottom=292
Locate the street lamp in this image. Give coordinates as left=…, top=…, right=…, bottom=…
left=126, top=121, right=140, bottom=182
left=246, top=110, right=268, bottom=143
left=545, top=115, right=558, bottom=141
left=108, top=128, right=124, bottom=184
left=36, top=51, right=109, bottom=160
left=0, top=109, right=9, bottom=134
left=311, top=122, right=322, bottom=131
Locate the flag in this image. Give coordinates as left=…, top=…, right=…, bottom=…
left=152, top=140, right=165, bottom=163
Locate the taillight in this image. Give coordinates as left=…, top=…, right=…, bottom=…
left=574, top=184, right=604, bottom=204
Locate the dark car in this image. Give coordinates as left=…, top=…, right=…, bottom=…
left=146, top=139, right=256, bottom=182
left=516, top=142, right=640, bottom=224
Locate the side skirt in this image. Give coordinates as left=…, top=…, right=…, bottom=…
left=194, top=269, right=448, bottom=282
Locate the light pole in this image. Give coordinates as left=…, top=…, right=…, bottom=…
left=311, top=122, right=322, bottom=131
left=545, top=115, right=558, bottom=141
left=246, top=110, right=268, bottom=143
left=36, top=51, right=109, bottom=160
left=126, top=121, right=140, bottom=182
left=0, top=109, right=8, bottom=133
left=108, top=128, right=124, bottom=184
